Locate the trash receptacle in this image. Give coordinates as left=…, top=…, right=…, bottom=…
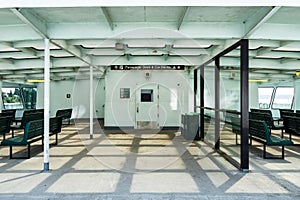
left=181, top=113, right=199, bottom=140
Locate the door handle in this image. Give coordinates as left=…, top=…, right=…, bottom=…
left=137, top=107, right=139, bottom=113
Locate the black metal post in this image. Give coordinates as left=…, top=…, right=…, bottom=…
left=240, top=39, right=249, bottom=172
left=194, top=69, right=198, bottom=112
left=200, top=66, right=205, bottom=140
left=215, top=57, right=220, bottom=150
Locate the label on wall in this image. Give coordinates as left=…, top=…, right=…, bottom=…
left=111, top=65, right=184, bottom=70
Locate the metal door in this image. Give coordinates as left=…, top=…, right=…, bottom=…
left=135, top=84, right=159, bottom=129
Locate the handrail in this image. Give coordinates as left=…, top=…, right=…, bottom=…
left=194, top=106, right=241, bottom=115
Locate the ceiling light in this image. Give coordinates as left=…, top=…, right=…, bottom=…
left=26, top=79, right=45, bottom=83
left=296, top=71, right=300, bottom=76
left=249, top=79, right=269, bottom=83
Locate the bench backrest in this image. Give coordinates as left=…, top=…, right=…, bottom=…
left=249, top=112, right=273, bottom=128
left=0, top=116, right=12, bottom=136
left=50, top=117, right=62, bottom=134
left=24, top=119, right=44, bottom=141
left=231, top=116, right=241, bottom=135
left=250, top=108, right=271, bottom=114
left=24, top=116, right=63, bottom=141
left=281, top=110, right=295, bottom=118
left=296, top=110, right=300, bottom=118
left=20, top=111, right=44, bottom=128
left=56, top=108, right=72, bottom=120
left=1, top=109, right=16, bottom=119
left=249, top=119, right=271, bottom=142
left=283, top=116, right=300, bottom=134
left=279, top=109, right=294, bottom=118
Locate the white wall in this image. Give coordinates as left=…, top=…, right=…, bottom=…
left=249, top=82, right=259, bottom=109
left=37, top=78, right=105, bottom=118
left=104, top=69, right=193, bottom=127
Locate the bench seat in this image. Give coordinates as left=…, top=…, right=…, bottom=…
left=268, top=135, right=293, bottom=146
left=1, top=135, right=28, bottom=146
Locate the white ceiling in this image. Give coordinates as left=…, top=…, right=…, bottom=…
left=0, top=2, right=300, bottom=82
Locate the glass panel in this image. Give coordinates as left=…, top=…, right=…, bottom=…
left=2, top=88, right=24, bottom=109
left=22, top=88, right=37, bottom=109
left=219, top=45, right=241, bottom=165
left=272, top=87, right=294, bottom=109
left=141, top=89, right=153, bottom=102
left=258, top=87, right=274, bottom=109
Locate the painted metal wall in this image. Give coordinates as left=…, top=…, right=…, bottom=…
left=37, top=79, right=105, bottom=118
left=104, top=69, right=193, bottom=128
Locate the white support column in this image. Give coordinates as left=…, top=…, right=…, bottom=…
left=90, top=65, right=94, bottom=139
left=44, top=39, right=50, bottom=171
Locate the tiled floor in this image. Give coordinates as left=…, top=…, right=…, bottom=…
left=0, top=120, right=299, bottom=199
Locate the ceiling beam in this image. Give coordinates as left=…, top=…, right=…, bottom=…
left=243, top=6, right=281, bottom=38
left=1, top=0, right=300, bottom=8
left=10, top=8, right=102, bottom=74
left=256, top=47, right=275, bottom=56
left=0, top=58, right=13, bottom=64
left=177, top=6, right=188, bottom=30
left=280, top=58, right=298, bottom=64
left=48, top=22, right=242, bottom=39
left=50, top=40, right=82, bottom=58
left=101, top=7, right=114, bottom=31
left=10, top=8, right=47, bottom=39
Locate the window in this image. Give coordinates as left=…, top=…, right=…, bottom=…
left=141, top=89, right=153, bottom=102
left=120, top=88, right=130, bottom=99
left=2, top=86, right=37, bottom=110
left=272, top=87, right=294, bottom=109
left=2, top=88, right=24, bottom=109
left=22, top=88, right=37, bottom=109
left=258, top=87, right=274, bottom=109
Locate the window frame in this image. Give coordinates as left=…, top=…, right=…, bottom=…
left=271, top=86, right=294, bottom=109
left=2, top=86, right=37, bottom=110
left=258, top=87, right=275, bottom=109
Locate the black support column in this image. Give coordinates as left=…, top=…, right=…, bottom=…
left=200, top=66, right=205, bottom=140
left=194, top=69, right=198, bottom=112
left=240, top=39, right=249, bottom=171
left=215, top=57, right=220, bottom=150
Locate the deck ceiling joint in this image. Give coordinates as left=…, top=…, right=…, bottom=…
left=101, top=7, right=114, bottom=31
left=243, top=6, right=281, bottom=38
left=177, top=6, right=188, bottom=30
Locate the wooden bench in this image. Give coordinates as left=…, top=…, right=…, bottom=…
left=249, top=119, right=293, bottom=159
left=56, top=108, right=72, bottom=125
left=0, top=117, right=62, bottom=159
left=0, top=116, right=12, bottom=140
left=282, top=116, right=300, bottom=142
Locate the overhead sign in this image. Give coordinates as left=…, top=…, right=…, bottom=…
left=111, top=65, right=185, bottom=70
